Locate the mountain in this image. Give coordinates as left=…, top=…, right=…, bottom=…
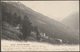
left=62, top=12, right=79, bottom=32
left=1, top=2, right=79, bottom=44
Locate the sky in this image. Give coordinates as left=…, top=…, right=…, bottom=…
left=20, top=1, right=79, bottom=21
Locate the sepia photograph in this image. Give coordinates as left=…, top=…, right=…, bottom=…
left=1, top=1, right=79, bottom=51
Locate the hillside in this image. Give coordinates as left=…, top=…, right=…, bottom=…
left=1, top=2, right=79, bottom=44
left=62, top=12, right=79, bottom=32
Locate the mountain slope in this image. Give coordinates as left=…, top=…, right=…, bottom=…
left=1, top=2, right=79, bottom=44
left=62, top=12, right=79, bottom=31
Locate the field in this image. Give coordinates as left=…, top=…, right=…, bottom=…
left=1, top=40, right=79, bottom=51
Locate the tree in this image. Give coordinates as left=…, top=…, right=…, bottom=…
left=20, top=16, right=32, bottom=40
left=34, top=26, right=41, bottom=41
